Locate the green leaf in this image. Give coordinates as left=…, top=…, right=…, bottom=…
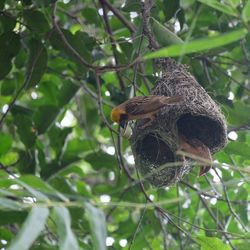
left=197, top=0, right=237, bottom=16
left=14, top=178, right=48, bottom=200
left=0, top=57, right=11, bottom=79
left=17, top=150, right=36, bottom=174
left=1, top=78, right=16, bottom=96
left=49, top=29, right=93, bottom=68
left=151, top=17, right=183, bottom=46
left=62, top=138, right=92, bottom=165
left=122, top=0, right=141, bottom=12
left=235, top=242, right=250, bottom=250
left=0, top=197, right=23, bottom=210
left=82, top=8, right=101, bottom=25
left=0, top=14, right=16, bottom=32
left=0, top=0, right=5, bottom=9
left=242, top=0, right=250, bottom=22
left=85, top=202, right=107, bottom=250
left=195, top=235, right=230, bottom=250
left=20, top=175, right=68, bottom=201
left=235, top=188, right=248, bottom=224
left=0, top=211, right=28, bottom=226
left=224, top=141, right=250, bottom=158
left=33, top=105, right=59, bottom=134
left=225, top=101, right=250, bottom=126
left=8, top=207, right=49, bottom=250
left=163, top=0, right=181, bottom=21
left=227, top=0, right=241, bottom=7
left=33, top=80, right=79, bottom=134
left=14, top=48, right=27, bottom=69
left=0, top=32, right=20, bottom=56
left=180, top=0, right=195, bottom=9
left=11, top=104, right=33, bottom=116
left=48, top=126, right=72, bottom=157
left=23, top=10, right=50, bottom=34
left=33, top=0, right=51, bottom=7
left=144, top=28, right=247, bottom=59
left=85, top=150, right=117, bottom=170
left=54, top=207, right=79, bottom=250
left=57, top=79, right=80, bottom=106
left=40, top=160, right=63, bottom=180
left=0, top=151, right=18, bottom=165
left=25, top=38, right=48, bottom=88
left=21, top=0, right=32, bottom=6
left=13, top=114, right=36, bottom=148
left=0, top=132, right=12, bottom=156
left=0, top=32, right=20, bottom=79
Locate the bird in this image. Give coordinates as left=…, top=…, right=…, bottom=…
left=178, top=134, right=212, bottom=176
left=111, top=95, right=183, bottom=129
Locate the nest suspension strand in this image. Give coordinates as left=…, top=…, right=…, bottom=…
left=130, top=58, right=228, bottom=187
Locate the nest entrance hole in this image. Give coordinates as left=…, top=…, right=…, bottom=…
left=177, top=113, right=223, bottom=149
left=135, top=133, right=174, bottom=166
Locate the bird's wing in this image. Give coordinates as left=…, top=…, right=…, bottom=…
left=124, top=95, right=183, bottom=115
left=125, top=96, right=155, bottom=115
left=125, top=96, right=171, bottom=115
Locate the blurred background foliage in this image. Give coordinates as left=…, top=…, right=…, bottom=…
left=0, top=0, right=250, bottom=249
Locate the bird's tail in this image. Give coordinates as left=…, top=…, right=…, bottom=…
left=161, top=95, right=184, bottom=105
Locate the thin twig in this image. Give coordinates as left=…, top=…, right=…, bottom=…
left=0, top=30, right=53, bottom=128
left=0, top=163, right=17, bottom=178
left=134, top=166, right=192, bottom=240
left=116, top=128, right=134, bottom=178
left=128, top=204, right=147, bottom=249
left=95, top=74, right=118, bottom=134
left=199, top=195, right=235, bottom=249
left=204, top=57, right=250, bottom=92
left=51, top=2, right=139, bottom=73
left=130, top=31, right=145, bottom=96
left=177, top=184, right=184, bottom=250
left=213, top=168, right=248, bottom=232
left=101, top=0, right=136, bottom=34
left=99, top=0, right=126, bottom=92
left=106, top=187, right=131, bottom=220
left=181, top=180, right=246, bottom=205
left=141, top=0, right=159, bottom=50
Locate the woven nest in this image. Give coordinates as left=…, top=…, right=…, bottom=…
left=130, top=58, right=228, bottom=187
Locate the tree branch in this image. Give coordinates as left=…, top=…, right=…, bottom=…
left=51, top=2, right=139, bottom=73
left=101, top=0, right=136, bottom=34
left=141, top=0, right=159, bottom=50
left=99, top=0, right=126, bottom=92
left=213, top=168, right=248, bottom=232
left=199, top=195, right=235, bottom=249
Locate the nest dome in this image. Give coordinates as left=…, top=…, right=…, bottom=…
left=130, top=58, right=227, bottom=187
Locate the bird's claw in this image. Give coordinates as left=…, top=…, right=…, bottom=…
left=199, top=166, right=211, bottom=176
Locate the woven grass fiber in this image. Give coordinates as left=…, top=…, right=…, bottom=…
left=130, top=58, right=228, bottom=187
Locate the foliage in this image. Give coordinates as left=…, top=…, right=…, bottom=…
left=0, top=0, right=250, bottom=249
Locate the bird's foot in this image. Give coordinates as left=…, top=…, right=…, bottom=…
left=199, top=165, right=211, bottom=176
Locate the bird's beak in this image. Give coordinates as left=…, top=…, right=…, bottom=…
left=120, top=119, right=128, bottom=129
left=199, top=166, right=211, bottom=176
left=119, top=114, right=128, bottom=128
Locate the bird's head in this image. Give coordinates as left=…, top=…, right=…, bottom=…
left=111, top=107, right=128, bottom=128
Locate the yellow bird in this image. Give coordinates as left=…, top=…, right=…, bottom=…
left=111, top=95, right=183, bottom=129
left=178, top=134, right=212, bottom=176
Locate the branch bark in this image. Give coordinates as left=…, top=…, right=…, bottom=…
left=51, top=2, right=139, bottom=74
left=99, top=0, right=126, bottom=92
left=101, top=0, right=136, bottom=34
left=141, top=0, right=159, bottom=50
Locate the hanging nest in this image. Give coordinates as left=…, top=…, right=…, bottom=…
left=129, top=58, right=228, bottom=187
